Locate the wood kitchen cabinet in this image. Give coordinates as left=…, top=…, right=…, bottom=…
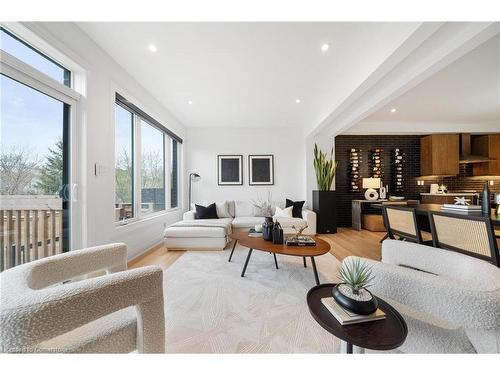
left=472, top=135, right=500, bottom=176
left=420, top=134, right=459, bottom=176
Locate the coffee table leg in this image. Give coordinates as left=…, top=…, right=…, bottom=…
left=241, top=248, right=253, bottom=277
left=303, top=256, right=307, bottom=268
left=310, top=256, right=320, bottom=285
left=228, top=240, right=238, bottom=262
left=273, top=253, right=278, bottom=269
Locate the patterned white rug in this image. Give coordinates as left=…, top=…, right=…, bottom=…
left=163, top=244, right=342, bottom=353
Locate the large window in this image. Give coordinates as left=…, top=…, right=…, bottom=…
left=114, top=95, right=181, bottom=223
left=1, top=26, right=76, bottom=270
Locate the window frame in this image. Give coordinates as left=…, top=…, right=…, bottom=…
left=1, top=26, right=72, bottom=87
left=114, top=94, right=181, bottom=226
left=0, top=29, right=82, bottom=252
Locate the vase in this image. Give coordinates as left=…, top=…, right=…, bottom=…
left=332, top=283, right=378, bottom=315
left=262, top=217, right=274, bottom=241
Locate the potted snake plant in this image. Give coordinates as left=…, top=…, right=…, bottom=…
left=332, top=258, right=378, bottom=315
left=312, top=143, right=338, bottom=233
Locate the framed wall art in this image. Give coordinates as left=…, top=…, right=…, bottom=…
left=217, top=155, right=243, bottom=185
left=248, top=155, right=274, bottom=185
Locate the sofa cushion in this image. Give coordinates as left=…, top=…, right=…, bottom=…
left=286, top=199, right=305, bottom=218
left=231, top=216, right=307, bottom=229
left=234, top=201, right=256, bottom=217
left=231, top=217, right=264, bottom=228
left=164, top=226, right=227, bottom=238
left=195, top=203, right=218, bottom=219
left=215, top=201, right=232, bottom=218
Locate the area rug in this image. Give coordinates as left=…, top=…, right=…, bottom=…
left=163, top=244, right=342, bottom=353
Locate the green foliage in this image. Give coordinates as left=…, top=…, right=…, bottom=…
left=339, top=258, right=374, bottom=294
left=115, top=148, right=133, bottom=204
left=313, top=143, right=336, bottom=191
left=35, top=139, right=63, bottom=195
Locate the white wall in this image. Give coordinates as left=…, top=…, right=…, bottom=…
left=23, top=22, right=187, bottom=259
left=185, top=127, right=306, bottom=207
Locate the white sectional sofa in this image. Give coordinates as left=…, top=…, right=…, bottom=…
left=164, top=200, right=317, bottom=250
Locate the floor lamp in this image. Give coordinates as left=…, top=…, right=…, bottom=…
left=188, top=173, right=201, bottom=209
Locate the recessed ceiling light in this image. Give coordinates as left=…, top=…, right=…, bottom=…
left=321, top=43, right=330, bottom=52
left=390, top=108, right=397, bottom=113
left=148, top=44, right=157, bottom=53
left=188, top=100, right=193, bottom=105
left=295, top=99, right=301, bottom=104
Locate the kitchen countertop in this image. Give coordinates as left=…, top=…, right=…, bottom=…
left=420, top=192, right=477, bottom=196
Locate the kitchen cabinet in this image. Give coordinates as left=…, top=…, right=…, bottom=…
left=420, top=134, right=459, bottom=176
left=472, top=135, right=500, bottom=176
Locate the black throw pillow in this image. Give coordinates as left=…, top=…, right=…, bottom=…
left=285, top=199, right=305, bottom=218
left=195, top=203, right=219, bottom=219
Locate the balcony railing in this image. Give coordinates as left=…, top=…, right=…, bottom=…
left=0, top=196, right=63, bottom=272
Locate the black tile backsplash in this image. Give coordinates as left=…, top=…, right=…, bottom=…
left=334, top=135, right=499, bottom=227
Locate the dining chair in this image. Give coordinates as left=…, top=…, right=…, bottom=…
left=428, top=211, right=500, bottom=266
left=382, top=206, right=432, bottom=245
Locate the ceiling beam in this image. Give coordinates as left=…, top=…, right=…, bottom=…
left=308, top=22, right=500, bottom=138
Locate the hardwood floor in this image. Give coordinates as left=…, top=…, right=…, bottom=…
left=127, top=228, right=383, bottom=269
left=320, top=228, right=384, bottom=261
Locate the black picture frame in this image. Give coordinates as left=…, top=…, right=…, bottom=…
left=248, top=155, right=274, bottom=185
left=217, top=155, right=243, bottom=185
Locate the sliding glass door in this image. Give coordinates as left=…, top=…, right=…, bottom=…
left=0, top=26, right=78, bottom=271
left=0, top=74, right=71, bottom=269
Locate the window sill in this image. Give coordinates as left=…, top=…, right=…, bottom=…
left=114, top=208, right=182, bottom=230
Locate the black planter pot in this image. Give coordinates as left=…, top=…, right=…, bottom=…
left=312, top=190, right=337, bottom=234
left=332, top=284, right=378, bottom=315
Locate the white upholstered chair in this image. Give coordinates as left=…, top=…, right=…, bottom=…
left=345, top=240, right=500, bottom=353
left=0, top=243, right=165, bottom=353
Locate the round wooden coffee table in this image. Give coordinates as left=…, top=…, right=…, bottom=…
left=307, top=283, right=407, bottom=353
left=228, top=231, right=331, bottom=285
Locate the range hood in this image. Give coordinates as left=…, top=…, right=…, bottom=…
left=459, top=134, right=491, bottom=164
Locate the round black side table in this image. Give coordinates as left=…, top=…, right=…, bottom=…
left=307, top=283, right=407, bottom=354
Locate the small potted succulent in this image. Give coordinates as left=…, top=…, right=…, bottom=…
left=332, top=258, right=378, bottom=315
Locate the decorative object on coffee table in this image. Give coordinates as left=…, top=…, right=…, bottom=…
left=272, top=220, right=284, bottom=244
left=312, top=143, right=337, bottom=234
left=262, top=216, right=274, bottom=241
left=248, top=155, right=274, bottom=185
left=332, top=258, right=378, bottom=315
left=217, top=155, right=243, bottom=185
left=307, top=283, right=407, bottom=353
left=251, top=191, right=274, bottom=217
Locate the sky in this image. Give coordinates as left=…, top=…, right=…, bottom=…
left=1, top=29, right=65, bottom=161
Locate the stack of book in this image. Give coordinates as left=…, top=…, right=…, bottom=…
left=285, top=236, right=316, bottom=246
left=442, top=204, right=482, bottom=212
left=248, top=229, right=263, bottom=237
left=321, top=297, right=386, bottom=325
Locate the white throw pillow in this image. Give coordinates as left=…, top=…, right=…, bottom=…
left=216, top=201, right=232, bottom=218
left=273, top=206, right=293, bottom=218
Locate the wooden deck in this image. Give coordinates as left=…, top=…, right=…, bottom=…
left=128, top=228, right=383, bottom=269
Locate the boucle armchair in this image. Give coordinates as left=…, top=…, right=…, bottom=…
left=345, top=240, right=500, bottom=353
left=0, top=243, right=165, bottom=353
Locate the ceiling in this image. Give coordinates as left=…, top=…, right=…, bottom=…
left=354, top=33, right=500, bottom=129
left=77, top=22, right=420, bottom=130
